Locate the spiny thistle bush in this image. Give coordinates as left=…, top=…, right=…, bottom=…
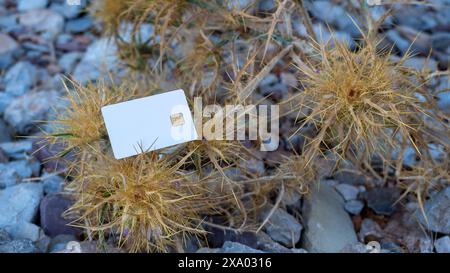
left=290, top=36, right=445, bottom=167
left=65, top=150, right=216, bottom=252
left=284, top=33, right=450, bottom=207
left=47, top=79, right=249, bottom=252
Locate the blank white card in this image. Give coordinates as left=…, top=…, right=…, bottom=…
left=101, top=89, right=198, bottom=159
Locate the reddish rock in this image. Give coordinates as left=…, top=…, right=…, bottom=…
left=39, top=193, right=82, bottom=238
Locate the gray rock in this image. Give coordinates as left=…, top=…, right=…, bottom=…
left=0, top=159, right=41, bottom=188
left=310, top=24, right=355, bottom=48
left=393, top=6, right=437, bottom=31
left=56, top=33, right=73, bottom=45
left=58, top=52, right=83, bottom=74
left=256, top=231, right=306, bottom=253
left=3, top=159, right=40, bottom=178
left=50, top=2, right=82, bottom=19
left=17, top=0, right=48, bottom=11
left=432, top=32, right=450, bottom=53
left=3, top=222, right=44, bottom=242
left=4, top=90, right=60, bottom=134
left=381, top=241, right=404, bottom=253
left=35, top=234, right=51, bottom=253
left=0, top=14, right=20, bottom=34
left=0, top=228, right=11, bottom=242
left=0, top=141, right=33, bottom=160
left=386, top=29, right=408, bottom=54
left=416, top=187, right=450, bottom=234
left=437, top=91, right=450, bottom=114
left=309, top=1, right=360, bottom=36
left=0, top=119, right=12, bottom=143
left=197, top=241, right=264, bottom=253
left=219, top=241, right=264, bottom=253
left=334, top=167, right=367, bottom=185
left=434, top=236, right=450, bottom=253
left=32, top=137, right=74, bottom=173
left=282, top=188, right=302, bottom=207
left=3, top=61, right=37, bottom=97
left=365, top=187, right=401, bottom=216
left=340, top=242, right=370, bottom=253
left=73, top=38, right=120, bottom=84
left=240, top=158, right=265, bottom=177
left=260, top=206, right=302, bottom=247
left=227, top=0, right=253, bottom=10
left=396, top=26, right=432, bottom=55
left=301, top=184, right=358, bottom=252
left=48, top=234, right=77, bottom=253
left=0, top=183, right=44, bottom=228
left=0, top=239, right=37, bottom=253
left=344, top=200, right=364, bottom=215
left=0, top=93, right=14, bottom=115
left=0, top=149, right=7, bottom=164
left=335, top=183, right=359, bottom=201
left=118, top=22, right=154, bottom=44
left=19, top=9, right=64, bottom=41
left=40, top=193, right=83, bottom=237
left=0, top=33, right=19, bottom=70
left=403, top=57, right=437, bottom=71
left=359, top=218, right=383, bottom=242
left=0, top=168, right=20, bottom=189
left=42, top=172, right=64, bottom=194
left=65, top=16, right=93, bottom=33
left=258, top=0, right=276, bottom=11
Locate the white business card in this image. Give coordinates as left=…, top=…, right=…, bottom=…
left=101, top=89, right=198, bottom=159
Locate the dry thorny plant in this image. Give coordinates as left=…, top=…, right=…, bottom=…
left=41, top=0, right=450, bottom=252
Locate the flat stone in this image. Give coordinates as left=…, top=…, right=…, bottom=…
left=0, top=141, right=33, bottom=160
left=65, top=16, right=93, bottom=33
left=0, top=33, right=19, bottom=70
left=3, top=222, right=44, bottom=242
left=301, top=184, right=358, bottom=252
left=58, top=52, right=83, bottom=74
left=335, top=183, right=359, bottom=201
left=0, top=183, right=44, bottom=228
left=0, top=239, right=37, bottom=253
left=434, top=236, right=450, bottom=253
left=0, top=93, right=14, bottom=115
left=344, top=200, right=364, bottom=215
left=40, top=193, right=83, bottom=238
left=50, top=2, right=82, bottom=19
left=206, top=224, right=257, bottom=249
left=4, top=90, right=60, bottom=134
left=437, top=91, right=450, bottom=114
left=19, top=9, right=64, bottom=41
left=32, top=138, right=74, bottom=173
left=0, top=167, right=20, bottom=189
left=260, top=206, right=302, bottom=247
left=359, top=218, right=383, bottom=242
left=0, top=159, right=41, bottom=184
left=0, top=228, right=11, bottom=242
left=416, top=187, right=450, bottom=234
left=365, top=187, right=401, bottom=216
left=48, top=234, right=77, bottom=253
left=197, top=241, right=264, bottom=253
left=3, top=61, right=37, bottom=97
left=73, top=38, right=120, bottom=84
left=17, top=0, right=48, bottom=11
left=0, top=120, right=12, bottom=143
left=42, top=172, right=64, bottom=194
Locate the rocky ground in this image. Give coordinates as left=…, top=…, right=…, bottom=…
left=0, top=0, right=449, bottom=253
